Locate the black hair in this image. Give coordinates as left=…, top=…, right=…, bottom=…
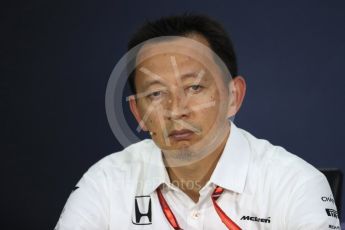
left=127, top=13, right=238, bottom=94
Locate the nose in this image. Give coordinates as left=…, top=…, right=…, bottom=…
left=164, top=87, right=190, bottom=120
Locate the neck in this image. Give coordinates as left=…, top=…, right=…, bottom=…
left=164, top=126, right=230, bottom=203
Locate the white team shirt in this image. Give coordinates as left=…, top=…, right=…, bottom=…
left=55, top=122, right=341, bottom=229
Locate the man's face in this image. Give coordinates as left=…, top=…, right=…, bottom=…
left=131, top=35, right=232, bottom=163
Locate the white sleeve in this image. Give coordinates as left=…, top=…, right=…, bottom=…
left=55, top=165, right=109, bottom=230
left=285, top=173, right=341, bottom=230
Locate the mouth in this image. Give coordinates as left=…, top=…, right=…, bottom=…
left=168, top=129, right=195, bottom=141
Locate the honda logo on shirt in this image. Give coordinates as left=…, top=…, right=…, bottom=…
left=132, top=195, right=152, bottom=225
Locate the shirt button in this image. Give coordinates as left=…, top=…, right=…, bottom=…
left=191, top=210, right=200, bottom=219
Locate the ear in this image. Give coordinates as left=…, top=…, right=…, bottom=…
left=129, top=95, right=148, bottom=131
left=227, top=76, right=246, bottom=117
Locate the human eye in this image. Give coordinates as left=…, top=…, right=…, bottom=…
left=187, top=84, right=204, bottom=94
left=147, top=90, right=165, bottom=100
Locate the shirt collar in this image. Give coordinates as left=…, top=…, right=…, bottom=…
left=142, top=142, right=170, bottom=195
left=210, top=121, right=251, bottom=194
left=142, top=121, right=251, bottom=195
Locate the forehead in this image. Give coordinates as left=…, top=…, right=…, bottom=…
left=135, top=35, right=225, bottom=84
left=137, top=53, right=204, bottom=76
left=136, top=34, right=211, bottom=63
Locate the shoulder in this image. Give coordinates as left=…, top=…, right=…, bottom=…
left=81, top=139, right=156, bottom=181
left=238, top=127, right=325, bottom=187
left=237, top=127, right=340, bottom=228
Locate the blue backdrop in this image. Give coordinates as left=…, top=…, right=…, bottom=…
left=1, top=0, right=344, bottom=229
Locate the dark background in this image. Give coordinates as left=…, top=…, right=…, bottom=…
left=1, top=0, right=344, bottom=229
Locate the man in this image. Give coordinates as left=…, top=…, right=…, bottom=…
left=55, top=14, right=340, bottom=229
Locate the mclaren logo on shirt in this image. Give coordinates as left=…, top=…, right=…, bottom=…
left=132, top=195, right=152, bottom=225
left=240, top=215, right=271, bottom=223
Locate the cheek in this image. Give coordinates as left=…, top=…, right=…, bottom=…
left=144, top=110, right=164, bottom=131
left=190, top=89, right=223, bottom=125
left=190, top=87, right=220, bottom=109
left=189, top=97, right=219, bottom=118
left=137, top=102, right=157, bottom=128
left=146, top=118, right=153, bottom=126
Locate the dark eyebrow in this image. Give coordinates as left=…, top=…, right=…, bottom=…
left=142, top=80, right=165, bottom=89
left=138, top=67, right=167, bottom=90
left=132, top=80, right=166, bottom=100
left=181, top=69, right=206, bottom=82
left=143, top=72, right=205, bottom=89
left=140, top=69, right=206, bottom=91
left=181, top=73, right=198, bottom=80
